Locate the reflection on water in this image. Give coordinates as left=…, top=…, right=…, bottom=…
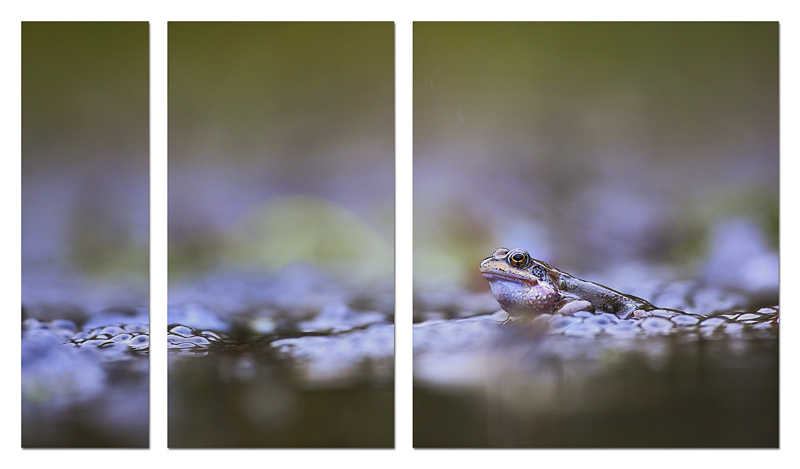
left=167, top=267, right=394, bottom=447
left=168, top=335, right=394, bottom=448
left=413, top=291, right=778, bottom=448
left=414, top=334, right=778, bottom=448
left=413, top=237, right=779, bottom=448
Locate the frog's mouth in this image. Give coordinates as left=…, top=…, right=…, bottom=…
left=480, top=269, right=538, bottom=285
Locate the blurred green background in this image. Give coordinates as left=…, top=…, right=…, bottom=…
left=168, top=22, right=394, bottom=282
left=414, top=22, right=779, bottom=290
left=22, top=22, right=149, bottom=280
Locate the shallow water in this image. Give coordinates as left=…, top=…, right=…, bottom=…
left=167, top=330, right=394, bottom=448
left=21, top=265, right=394, bottom=448
left=21, top=264, right=776, bottom=448
left=167, top=267, right=395, bottom=447
left=413, top=286, right=778, bottom=448
left=21, top=316, right=149, bottom=448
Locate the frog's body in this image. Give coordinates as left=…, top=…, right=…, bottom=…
left=480, top=247, right=655, bottom=319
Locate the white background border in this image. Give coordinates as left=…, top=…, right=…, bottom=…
left=2, top=1, right=797, bottom=466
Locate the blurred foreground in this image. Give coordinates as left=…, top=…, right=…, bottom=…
left=168, top=265, right=394, bottom=447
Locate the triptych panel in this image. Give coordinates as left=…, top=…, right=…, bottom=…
left=20, top=21, right=779, bottom=449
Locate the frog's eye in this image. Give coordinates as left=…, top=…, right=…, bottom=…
left=507, top=249, right=530, bottom=268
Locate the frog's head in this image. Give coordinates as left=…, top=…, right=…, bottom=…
left=479, top=247, right=561, bottom=317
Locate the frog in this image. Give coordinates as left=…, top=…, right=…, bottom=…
left=480, top=247, right=657, bottom=320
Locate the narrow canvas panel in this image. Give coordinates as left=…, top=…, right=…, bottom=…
left=412, top=22, right=779, bottom=448
left=167, top=22, right=394, bottom=448
left=21, top=21, right=150, bottom=448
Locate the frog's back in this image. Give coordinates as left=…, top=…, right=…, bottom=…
left=556, top=272, right=654, bottom=318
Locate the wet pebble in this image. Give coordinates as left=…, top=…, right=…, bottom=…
left=169, top=325, right=195, bottom=338
left=584, top=314, right=616, bottom=328
left=190, top=336, right=211, bottom=346
left=648, top=309, right=680, bottom=319
left=99, top=325, right=126, bottom=336
left=572, top=311, right=595, bottom=318
left=563, top=322, right=603, bottom=338
left=735, top=313, right=759, bottom=322
left=547, top=316, right=583, bottom=334
left=700, top=317, right=727, bottom=328
left=66, top=322, right=150, bottom=354
left=670, top=314, right=700, bottom=326
left=604, top=323, right=641, bottom=338
left=124, top=323, right=149, bottom=333
left=99, top=342, right=130, bottom=352
left=128, top=335, right=150, bottom=350
left=167, top=325, right=225, bottom=352
left=200, top=330, right=222, bottom=341
left=640, top=317, right=675, bottom=334
left=616, top=318, right=641, bottom=326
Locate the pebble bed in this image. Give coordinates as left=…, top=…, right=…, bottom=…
left=22, top=265, right=778, bottom=448
left=412, top=284, right=779, bottom=448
